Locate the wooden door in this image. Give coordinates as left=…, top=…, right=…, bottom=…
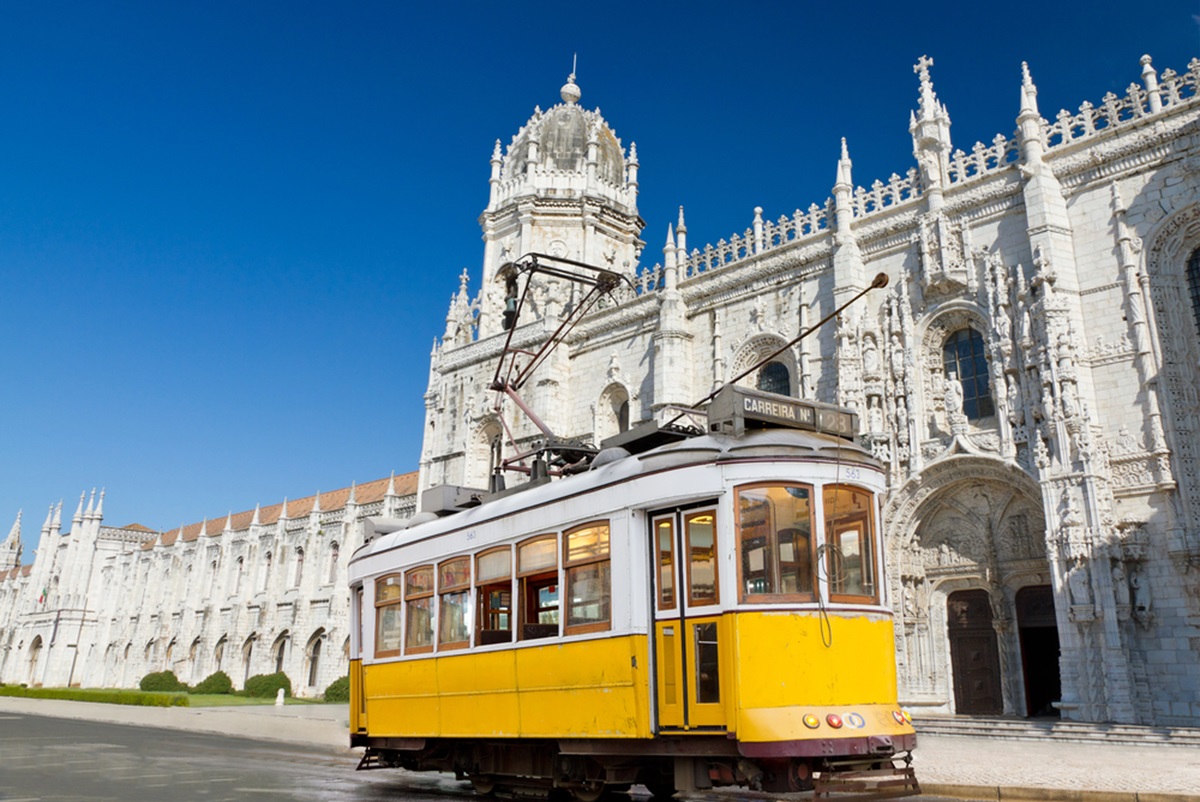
left=947, top=589, right=1002, bottom=715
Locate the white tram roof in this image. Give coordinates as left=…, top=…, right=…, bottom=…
left=352, top=428, right=878, bottom=565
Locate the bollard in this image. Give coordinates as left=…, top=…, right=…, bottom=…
left=275, top=688, right=285, bottom=706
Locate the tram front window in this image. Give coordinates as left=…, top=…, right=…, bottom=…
left=736, top=484, right=814, bottom=602
left=824, top=485, right=878, bottom=603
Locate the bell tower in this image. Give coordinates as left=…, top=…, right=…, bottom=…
left=474, top=72, right=644, bottom=338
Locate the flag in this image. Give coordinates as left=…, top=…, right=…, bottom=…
left=38, top=587, right=46, bottom=604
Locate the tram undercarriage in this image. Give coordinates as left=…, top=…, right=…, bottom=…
left=355, top=736, right=920, bottom=800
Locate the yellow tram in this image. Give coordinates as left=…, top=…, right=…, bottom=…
left=348, top=384, right=918, bottom=799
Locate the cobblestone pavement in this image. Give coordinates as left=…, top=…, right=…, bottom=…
left=2, top=697, right=1198, bottom=800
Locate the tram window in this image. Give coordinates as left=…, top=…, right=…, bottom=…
left=736, top=484, right=814, bottom=602
left=476, top=547, right=513, bottom=645
left=518, top=535, right=559, bottom=640
left=564, top=521, right=611, bottom=634
left=374, top=575, right=403, bottom=658
left=404, top=566, right=435, bottom=654
left=824, top=485, right=877, bottom=603
left=438, top=557, right=471, bottom=649
left=655, top=518, right=675, bottom=610
left=685, top=511, right=719, bottom=606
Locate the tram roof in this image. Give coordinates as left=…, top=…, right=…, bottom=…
left=353, top=427, right=878, bottom=562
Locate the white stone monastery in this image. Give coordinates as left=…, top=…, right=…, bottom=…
left=3, top=53, right=1200, bottom=724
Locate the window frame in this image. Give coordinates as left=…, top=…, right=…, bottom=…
left=403, top=565, right=435, bottom=655
left=654, top=516, right=676, bottom=611
left=683, top=510, right=719, bottom=607
left=735, top=482, right=816, bottom=604
left=823, top=484, right=879, bottom=605
left=942, top=327, right=995, bottom=420
left=373, top=574, right=403, bottom=658
left=562, top=521, right=612, bottom=635
left=517, top=535, right=560, bottom=641
left=437, top=556, right=471, bottom=650
left=476, top=546, right=514, bottom=646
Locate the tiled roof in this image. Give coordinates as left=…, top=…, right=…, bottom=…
left=152, top=471, right=419, bottom=549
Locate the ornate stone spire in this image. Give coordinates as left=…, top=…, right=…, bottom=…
left=2, top=510, right=22, bottom=570
left=560, top=60, right=581, bottom=105
left=73, top=492, right=86, bottom=524
left=347, top=481, right=357, bottom=506
left=909, top=55, right=953, bottom=205
left=251, top=503, right=261, bottom=526
left=94, top=489, right=104, bottom=520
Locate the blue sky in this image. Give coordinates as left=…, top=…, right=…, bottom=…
left=2, top=1, right=1197, bottom=557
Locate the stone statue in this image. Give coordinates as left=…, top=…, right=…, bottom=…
left=867, top=396, right=884, bottom=432
left=863, top=337, right=880, bottom=375
left=1068, top=557, right=1092, bottom=605
left=945, top=371, right=964, bottom=414
left=1112, top=562, right=1130, bottom=607
left=1130, top=567, right=1152, bottom=613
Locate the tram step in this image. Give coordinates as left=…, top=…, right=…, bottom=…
left=814, top=766, right=920, bottom=801
left=913, top=715, right=1200, bottom=747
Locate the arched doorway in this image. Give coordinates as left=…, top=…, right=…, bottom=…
left=1016, top=585, right=1061, bottom=717
left=947, top=589, right=1002, bottom=714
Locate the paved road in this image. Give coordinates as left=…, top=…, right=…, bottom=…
left=0, top=713, right=469, bottom=802
left=0, top=712, right=984, bottom=802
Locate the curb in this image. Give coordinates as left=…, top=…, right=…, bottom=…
left=922, top=784, right=1200, bottom=802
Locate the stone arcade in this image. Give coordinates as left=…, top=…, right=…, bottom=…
left=0, top=476, right=416, bottom=695
left=419, top=59, right=1200, bottom=725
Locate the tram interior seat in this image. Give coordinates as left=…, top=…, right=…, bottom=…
left=522, top=623, right=559, bottom=640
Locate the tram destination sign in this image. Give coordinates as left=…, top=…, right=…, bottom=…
left=707, top=385, right=858, bottom=440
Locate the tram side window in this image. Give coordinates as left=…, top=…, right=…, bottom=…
left=655, top=518, right=675, bottom=610
left=476, top=547, right=513, bottom=645
left=736, top=484, right=814, bottom=602
left=438, top=557, right=471, bottom=649
left=824, top=485, right=877, bottom=603
left=685, top=511, right=719, bottom=606
left=405, top=565, right=435, bottom=654
left=375, top=575, right=403, bottom=658
left=518, top=536, right=559, bottom=640
left=564, top=521, right=611, bottom=634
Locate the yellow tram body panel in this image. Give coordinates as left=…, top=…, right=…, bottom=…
left=731, top=610, right=909, bottom=743
left=361, top=635, right=652, bottom=740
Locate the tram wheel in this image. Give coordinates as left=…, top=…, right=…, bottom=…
left=470, top=776, right=496, bottom=796
left=570, top=783, right=607, bottom=802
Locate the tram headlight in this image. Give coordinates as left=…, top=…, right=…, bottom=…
left=826, top=714, right=843, bottom=729
left=892, top=711, right=906, bottom=725
left=803, top=714, right=821, bottom=729
left=901, top=709, right=913, bottom=724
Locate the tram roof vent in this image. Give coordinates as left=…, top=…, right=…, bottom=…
left=420, top=484, right=488, bottom=516
left=599, top=419, right=699, bottom=456
left=706, top=385, right=859, bottom=440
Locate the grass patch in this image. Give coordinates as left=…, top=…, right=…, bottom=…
left=182, top=694, right=323, bottom=707
left=0, top=686, right=188, bottom=707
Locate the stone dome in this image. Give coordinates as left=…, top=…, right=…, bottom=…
left=501, top=80, right=627, bottom=186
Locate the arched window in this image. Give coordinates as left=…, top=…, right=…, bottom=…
left=214, top=636, right=227, bottom=670
left=328, top=543, right=340, bottom=584
left=260, top=551, right=273, bottom=592
left=242, top=635, right=256, bottom=684
left=293, top=548, right=305, bottom=588
left=1187, top=248, right=1200, bottom=335
left=757, top=361, right=791, bottom=396
left=233, top=556, right=244, bottom=595
left=307, top=630, right=325, bottom=687
left=273, top=633, right=288, bottom=674
left=942, top=328, right=994, bottom=419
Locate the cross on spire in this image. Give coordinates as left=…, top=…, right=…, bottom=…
left=914, top=55, right=934, bottom=82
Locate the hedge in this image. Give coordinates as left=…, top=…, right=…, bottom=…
left=191, top=670, right=234, bottom=695
left=0, top=685, right=188, bottom=707
left=323, top=675, right=350, bottom=703
left=243, top=671, right=292, bottom=699
left=139, top=671, right=185, bottom=692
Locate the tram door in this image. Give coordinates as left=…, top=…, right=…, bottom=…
left=651, top=506, right=725, bottom=731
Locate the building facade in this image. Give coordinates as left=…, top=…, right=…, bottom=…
left=0, top=475, right=417, bottom=695
left=419, top=58, right=1200, bottom=725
